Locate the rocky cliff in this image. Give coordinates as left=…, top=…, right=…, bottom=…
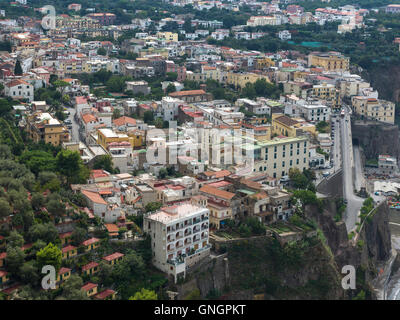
left=174, top=199, right=392, bottom=300
left=352, top=120, right=400, bottom=161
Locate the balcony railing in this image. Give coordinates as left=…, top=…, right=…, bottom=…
left=193, top=227, right=200, bottom=233
left=176, top=234, right=183, bottom=239
left=201, top=216, right=209, bottom=221
left=201, top=224, right=208, bottom=230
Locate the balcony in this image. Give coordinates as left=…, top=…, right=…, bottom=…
left=184, top=230, right=192, bottom=237
left=201, top=232, right=208, bottom=239
left=201, top=223, right=208, bottom=230
left=193, top=227, right=200, bottom=233
left=193, top=236, right=200, bottom=243
left=175, top=232, right=183, bottom=239
left=193, top=218, right=201, bottom=224
left=167, top=236, right=175, bottom=242
left=201, top=216, right=209, bottom=221
left=175, top=241, right=183, bottom=249
left=167, top=245, right=175, bottom=252
left=167, top=227, right=176, bottom=234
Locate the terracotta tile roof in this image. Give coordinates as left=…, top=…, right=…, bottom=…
left=94, top=289, right=115, bottom=300
left=200, top=185, right=235, bottom=200
left=113, top=116, right=137, bottom=127
left=169, top=89, right=206, bottom=97
left=62, top=245, right=76, bottom=253
left=58, top=267, right=71, bottom=275
left=82, top=261, right=99, bottom=271
left=274, top=115, right=298, bottom=127
left=105, top=224, right=119, bottom=233
left=0, top=252, right=7, bottom=259
left=82, top=113, right=97, bottom=124
left=1, top=284, right=21, bottom=295
left=5, top=79, right=30, bottom=88
left=59, top=231, right=73, bottom=239
left=81, top=237, right=100, bottom=246
left=81, top=282, right=98, bottom=292
left=102, top=252, right=124, bottom=262
left=0, top=271, right=8, bottom=277
left=203, top=170, right=231, bottom=178
left=81, top=190, right=107, bottom=205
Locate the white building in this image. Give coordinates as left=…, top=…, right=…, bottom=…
left=298, top=104, right=331, bottom=122
left=278, top=30, right=291, bottom=40
left=143, top=203, right=210, bottom=282
left=161, top=96, right=184, bottom=121
left=4, top=79, right=34, bottom=102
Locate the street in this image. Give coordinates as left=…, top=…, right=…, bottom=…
left=66, top=107, right=80, bottom=143
left=340, top=105, right=364, bottom=233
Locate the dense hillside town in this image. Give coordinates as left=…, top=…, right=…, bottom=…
left=0, top=0, right=400, bottom=302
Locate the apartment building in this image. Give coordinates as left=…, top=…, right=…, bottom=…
left=298, top=104, right=331, bottom=122
left=243, top=135, right=310, bottom=179
left=143, top=203, right=210, bottom=282
left=312, top=82, right=341, bottom=107
left=156, top=32, right=179, bottom=42
left=351, top=96, right=395, bottom=124
left=271, top=114, right=316, bottom=137
left=86, top=13, right=116, bottom=26
left=308, top=52, right=350, bottom=71
left=4, top=79, right=34, bottom=102
left=27, top=112, right=69, bottom=146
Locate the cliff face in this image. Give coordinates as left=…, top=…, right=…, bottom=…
left=362, top=66, right=400, bottom=102
left=352, top=121, right=400, bottom=161
left=174, top=199, right=391, bottom=300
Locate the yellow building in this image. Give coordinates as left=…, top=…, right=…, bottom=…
left=272, top=113, right=316, bottom=137
left=308, top=52, right=349, bottom=71
left=242, top=135, right=310, bottom=179
left=81, top=238, right=101, bottom=252
left=62, top=245, right=77, bottom=259
left=27, top=112, right=69, bottom=147
left=57, top=267, right=71, bottom=286
left=82, top=262, right=100, bottom=276
left=254, top=57, right=275, bottom=70
left=312, top=82, right=341, bottom=107
left=102, top=252, right=124, bottom=265
left=82, top=283, right=98, bottom=298
left=226, top=72, right=270, bottom=88
left=156, top=32, right=179, bottom=42
left=97, top=128, right=130, bottom=149
left=0, top=271, right=9, bottom=285
left=352, top=96, right=395, bottom=124
left=208, top=201, right=233, bottom=230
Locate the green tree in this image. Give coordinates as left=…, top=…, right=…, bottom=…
left=61, top=274, right=89, bottom=300
left=145, top=202, right=163, bottom=213
left=36, top=243, right=62, bottom=273
left=71, top=227, right=87, bottom=246
left=0, top=198, right=11, bottom=219
left=5, top=246, right=26, bottom=275
left=129, top=288, right=157, bottom=300
left=112, top=108, right=121, bottom=120
left=143, top=111, right=154, bottom=124
left=165, top=83, right=176, bottom=94
left=14, top=60, right=22, bottom=75
left=6, top=230, right=24, bottom=248
left=56, top=149, right=88, bottom=184
left=28, top=222, right=59, bottom=244
left=97, top=47, right=107, bottom=56
left=93, top=154, right=115, bottom=173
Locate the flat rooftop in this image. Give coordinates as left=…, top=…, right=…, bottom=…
left=146, top=203, right=207, bottom=224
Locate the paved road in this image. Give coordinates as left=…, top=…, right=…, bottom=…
left=66, top=107, right=80, bottom=143
left=353, top=145, right=365, bottom=192
left=331, top=114, right=342, bottom=173
left=340, top=106, right=364, bottom=232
